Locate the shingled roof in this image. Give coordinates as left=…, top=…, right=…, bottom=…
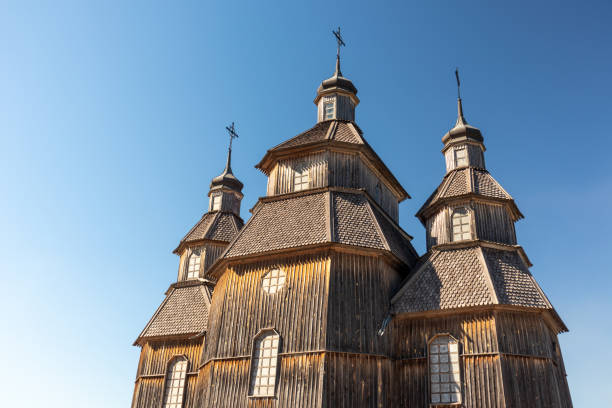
left=269, top=120, right=365, bottom=151
left=416, top=168, right=521, bottom=222
left=136, top=282, right=212, bottom=344
left=391, top=244, right=556, bottom=318
left=255, top=121, right=409, bottom=200
left=174, top=212, right=244, bottom=253
left=219, top=190, right=418, bottom=267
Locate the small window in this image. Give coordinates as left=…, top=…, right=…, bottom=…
left=162, top=356, right=188, bottom=408
left=212, top=195, right=222, bottom=211
left=261, top=268, right=286, bottom=294
left=451, top=207, right=471, bottom=241
left=186, top=249, right=201, bottom=279
left=249, top=331, right=281, bottom=397
left=429, top=334, right=461, bottom=405
left=454, top=148, right=468, bottom=167
left=324, top=102, right=335, bottom=120
left=294, top=168, right=309, bottom=192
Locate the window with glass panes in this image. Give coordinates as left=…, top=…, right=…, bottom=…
left=186, top=249, right=201, bottom=279
left=261, top=268, right=286, bottom=294
left=324, top=101, right=335, bottom=120
left=294, top=168, right=309, bottom=191
left=249, top=332, right=280, bottom=397
left=162, top=357, right=188, bottom=408
left=212, top=195, right=221, bottom=211
left=451, top=208, right=471, bottom=241
left=429, top=335, right=461, bottom=405
left=455, top=147, right=468, bottom=167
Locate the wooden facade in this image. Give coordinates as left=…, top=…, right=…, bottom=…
left=131, top=60, right=572, bottom=407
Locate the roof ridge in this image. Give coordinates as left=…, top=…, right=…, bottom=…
left=476, top=246, right=500, bottom=304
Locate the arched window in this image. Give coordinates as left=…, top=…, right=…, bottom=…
left=451, top=207, right=471, bottom=241
left=249, top=330, right=281, bottom=397
left=162, top=356, right=188, bottom=408
left=429, top=334, right=461, bottom=405
left=294, top=168, right=309, bottom=192
left=186, top=249, right=201, bottom=280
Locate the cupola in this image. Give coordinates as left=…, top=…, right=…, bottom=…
left=314, top=28, right=359, bottom=122
left=208, top=123, right=244, bottom=215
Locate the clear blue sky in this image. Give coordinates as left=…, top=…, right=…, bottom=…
left=1, top=1, right=610, bottom=406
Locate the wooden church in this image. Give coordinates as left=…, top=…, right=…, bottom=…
left=131, top=36, right=572, bottom=408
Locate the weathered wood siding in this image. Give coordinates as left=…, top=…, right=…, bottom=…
left=444, top=143, right=485, bottom=172
left=326, top=253, right=401, bottom=354
left=391, top=311, right=572, bottom=408
left=317, top=94, right=355, bottom=122
left=132, top=339, right=203, bottom=408
left=204, top=254, right=331, bottom=362
left=426, top=202, right=516, bottom=249
left=266, top=151, right=399, bottom=221
left=209, top=190, right=241, bottom=214
left=195, top=353, right=325, bottom=408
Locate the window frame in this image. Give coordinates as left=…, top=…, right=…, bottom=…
left=454, top=147, right=468, bottom=168
left=248, top=328, right=282, bottom=399
left=161, top=355, right=189, bottom=408
left=293, top=168, right=309, bottom=192
left=186, top=248, right=202, bottom=280
left=451, top=207, right=472, bottom=242
left=211, top=194, right=222, bottom=211
left=261, top=268, right=287, bottom=295
left=427, top=333, right=462, bottom=406
left=323, top=101, right=335, bottom=120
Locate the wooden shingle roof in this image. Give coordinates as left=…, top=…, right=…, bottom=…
left=174, top=212, right=244, bottom=253
left=135, top=282, right=212, bottom=344
left=390, top=243, right=564, bottom=330
left=218, top=189, right=418, bottom=267
left=416, top=168, right=522, bottom=222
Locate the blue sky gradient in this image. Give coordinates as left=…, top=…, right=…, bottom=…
left=1, top=1, right=610, bottom=406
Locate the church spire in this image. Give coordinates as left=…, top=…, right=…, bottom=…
left=314, top=27, right=359, bottom=122
left=441, top=70, right=486, bottom=173
left=208, top=123, right=243, bottom=214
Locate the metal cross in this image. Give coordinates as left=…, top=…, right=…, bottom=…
left=225, top=122, right=239, bottom=151
left=333, top=26, right=346, bottom=60
left=455, top=68, right=461, bottom=99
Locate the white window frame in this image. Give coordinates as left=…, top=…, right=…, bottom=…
left=248, top=329, right=281, bottom=398
left=293, top=168, right=309, bottom=192
left=451, top=207, right=472, bottom=242
left=428, top=334, right=462, bottom=406
left=186, top=249, right=201, bottom=280
left=162, top=355, right=188, bottom=408
left=454, top=147, right=468, bottom=168
left=323, top=101, right=335, bottom=120
left=261, top=268, right=287, bottom=295
left=211, top=195, right=222, bottom=211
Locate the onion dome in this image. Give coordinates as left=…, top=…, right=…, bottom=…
left=442, top=98, right=484, bottom=145
left=314, top=56, right=359, bottom=105
left=210, top=149, right=243, bottom=193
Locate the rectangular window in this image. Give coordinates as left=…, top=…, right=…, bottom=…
left=454, top=148, right=468, bottom=167
left=186, top=249, right=201, bottom=279
left=429, top=335, right=461, bottom=405
left=294, top=169, right=309, bottom=192
left=212, top=195, right=221, bottom=211
left=451, top=208, right=471, bottom=241
left=324, top=102, right=335, bottom=120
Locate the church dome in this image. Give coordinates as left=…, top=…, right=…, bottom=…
left=210, top=163, right=243, bottom=192
left=442, top=99, right=483, bottom=145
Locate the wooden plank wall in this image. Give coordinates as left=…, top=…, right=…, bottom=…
left=426, top=202, right=516, bottom=249
left=444, top=143, right=485, bottom=172
left=203, top=243, right=226, bottom=276
left=132, top=339, right=203, bottom=408
left=326, top=253, right=401, bottom=355
left=203, top=254, right=331, bottom=362
left=266, top=151, right=399, bottom=221
left=195, top=353, right=325, bottom=408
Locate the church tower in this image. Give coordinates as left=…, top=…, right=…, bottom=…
left=194, top=30, right=419, bottom=407
left=131, top=137, right=244, bottom=408
left=390, top=74, right=572, bottom=407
